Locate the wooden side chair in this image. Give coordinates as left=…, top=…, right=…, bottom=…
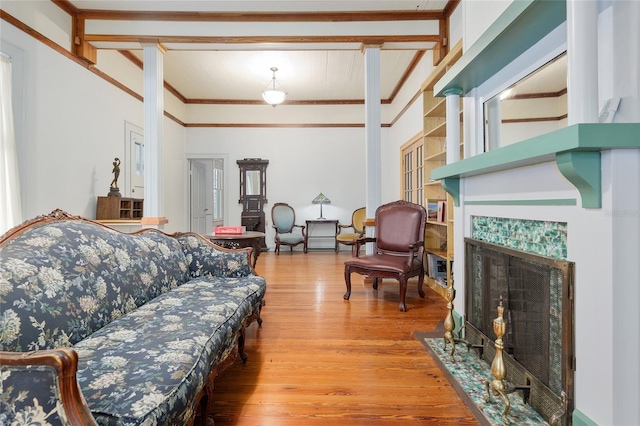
left=271, top=203, right=306, bottom=254
left=343, top=200, right=427, bottom=312
left=336, top=207, right=366, bottom=254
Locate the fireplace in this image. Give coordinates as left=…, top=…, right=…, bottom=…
left=464, top=237, right=575, bottom=424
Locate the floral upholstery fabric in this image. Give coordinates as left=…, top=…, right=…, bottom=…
left=74, top=275, right=266, bottom=426
left=0, top=365, right=68, bottom=426
left=177, top=234, right=253, bottom=278
left=1, top=215, right=267, bottom=425
left=0, top=221, right=189, bottom=352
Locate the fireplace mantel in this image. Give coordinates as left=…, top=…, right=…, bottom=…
left=431, top=123, right=640, bottom=208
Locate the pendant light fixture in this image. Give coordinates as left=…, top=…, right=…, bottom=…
left=262, top=67, right=287, bottom=107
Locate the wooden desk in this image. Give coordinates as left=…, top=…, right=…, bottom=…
left=305, top=220, right=338, bottom=252
left=205, top=231, right=266, bottom=268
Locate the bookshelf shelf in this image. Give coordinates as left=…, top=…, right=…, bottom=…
left=427, top=220, right=448, bottom=227
left=424, top=98, right=446, bottom=118
left=425, top=150, right=447, bottom=162
left=421, top=41, right=463, bottom=299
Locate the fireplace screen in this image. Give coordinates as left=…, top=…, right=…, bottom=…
left=465, top=238, right=574, bottom=423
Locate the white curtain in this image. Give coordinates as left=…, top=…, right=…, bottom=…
left=0, top=54, right=22, bottom=235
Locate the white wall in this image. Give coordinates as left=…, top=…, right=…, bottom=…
left=462, top=0, right=512, bottom=52
left=387, top=49, right=438, bottom=203
left=601, top=0, right=640, bottom=123
left=186, top=126, right=367, bottom=249
left=1, top=21, right=185, bottom=231
left=1, top=0, right=72, bottom=50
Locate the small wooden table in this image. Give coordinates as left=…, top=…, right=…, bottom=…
left=205, top=231, right=266, bottom=268
left=305, top=219, right=339, bottom=252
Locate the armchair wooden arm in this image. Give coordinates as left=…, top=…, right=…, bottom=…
left=353, top=236, right=376, bottom=256
left=407, top=239, right=425, bottom=266
left=292, top=224, right=306, bottom=236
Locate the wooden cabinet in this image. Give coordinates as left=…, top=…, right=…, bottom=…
left=237, top=158, right=269, bottom=250
left=420, top=40, right=463, bottom=299
left=96, top=196, right=143, bottom=220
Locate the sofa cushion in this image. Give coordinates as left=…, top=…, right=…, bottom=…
left=0, top=221, right=189, bottom=352
left=73, top=275, right=266, bottom=426
left=177, top=234, right=253, bottom=278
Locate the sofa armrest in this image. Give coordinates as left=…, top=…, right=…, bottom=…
left=176, top=233, right=255, bottom=278
left=0, top=348, right=97, bottom=425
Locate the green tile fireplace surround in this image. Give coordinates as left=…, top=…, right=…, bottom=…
left=431, top=123, right=640, bottom=209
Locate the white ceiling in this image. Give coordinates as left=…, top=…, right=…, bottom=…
left=69, top=0, right=452, bottom=103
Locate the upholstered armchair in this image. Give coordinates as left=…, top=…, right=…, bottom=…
left=336, top=207, right=366, bottom=254
left=343, top=200, right=427, bottom=312
left=271, top=203, right=307, bottom=254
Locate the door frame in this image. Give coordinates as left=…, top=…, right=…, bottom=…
left=189, top=159, right=208, bottom=233
left=124, top=121, right=144, bottom=198
left=184, top=154, right=229, bottom=232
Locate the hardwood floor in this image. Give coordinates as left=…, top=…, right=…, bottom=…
left=209, top=251, right=479, bottom=425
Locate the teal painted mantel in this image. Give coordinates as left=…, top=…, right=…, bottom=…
left=434, top=0, right=567, bottom=97
left=431, top=123, right=640, bottom=208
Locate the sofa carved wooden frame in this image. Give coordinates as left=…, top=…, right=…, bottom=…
left=0, top=304, right=264, bottom=426
left=0, top=209, right=265, bottom=426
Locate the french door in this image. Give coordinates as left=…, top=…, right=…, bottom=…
left=400, top=134, right=424, bottom=205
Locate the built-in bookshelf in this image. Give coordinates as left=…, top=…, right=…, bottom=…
left=420, top=40, right=463, bottom=299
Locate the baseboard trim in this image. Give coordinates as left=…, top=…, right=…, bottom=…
left=573, top=409, right=598, bottom=426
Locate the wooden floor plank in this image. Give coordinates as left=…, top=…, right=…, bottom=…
left=209, top=251, right=479, bottom=425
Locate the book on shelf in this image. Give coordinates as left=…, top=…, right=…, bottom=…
left=434, top=277, right=447, bottom=288
left=436, top=200, right=446, bottom=223
left=426, top=199, right=445, bottom=221
left=214, top=226, right=246, bottom=235
left=426, top=253, right=447, bottom=279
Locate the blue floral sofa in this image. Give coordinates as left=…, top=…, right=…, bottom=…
left=0, top=210, right=266, bottom=425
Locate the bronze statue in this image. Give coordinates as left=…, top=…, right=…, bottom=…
left=110, top=158, right=121, bottom=193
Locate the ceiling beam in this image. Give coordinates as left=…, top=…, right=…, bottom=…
left=443, top=0, right=461, bottom=19
left=388, top=50, right=426, bottom=102
left=84, top=34, right=440, bottom=45
left=76, top=10, right=444, bottom=22
left=51, top=0, right=77, bottom=15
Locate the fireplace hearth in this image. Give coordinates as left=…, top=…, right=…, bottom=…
left=463, top=238, right=575, bottom=425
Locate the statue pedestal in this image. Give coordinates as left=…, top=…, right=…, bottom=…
left=108, top=188, right=121, bottom=197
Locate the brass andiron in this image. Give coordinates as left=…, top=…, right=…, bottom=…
left=443, top=268, right=484, bottom=361
left=443, top=282, right=457, bottom=360
left=484, top=296, right=531, bottom=425
left=485, top=296, right=511, bottom=423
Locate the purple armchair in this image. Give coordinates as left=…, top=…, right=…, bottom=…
left=343, top=200, right=427, bottom=312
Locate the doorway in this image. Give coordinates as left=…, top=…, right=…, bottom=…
left=188, top=158, right=225, bottom=234
left=124, top=121, right=144, bottom=198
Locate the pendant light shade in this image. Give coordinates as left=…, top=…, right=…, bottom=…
left=262, top=67, right=287, bottom=107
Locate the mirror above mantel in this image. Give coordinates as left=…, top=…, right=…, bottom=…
left=484, top=52, right=567, bottom=150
